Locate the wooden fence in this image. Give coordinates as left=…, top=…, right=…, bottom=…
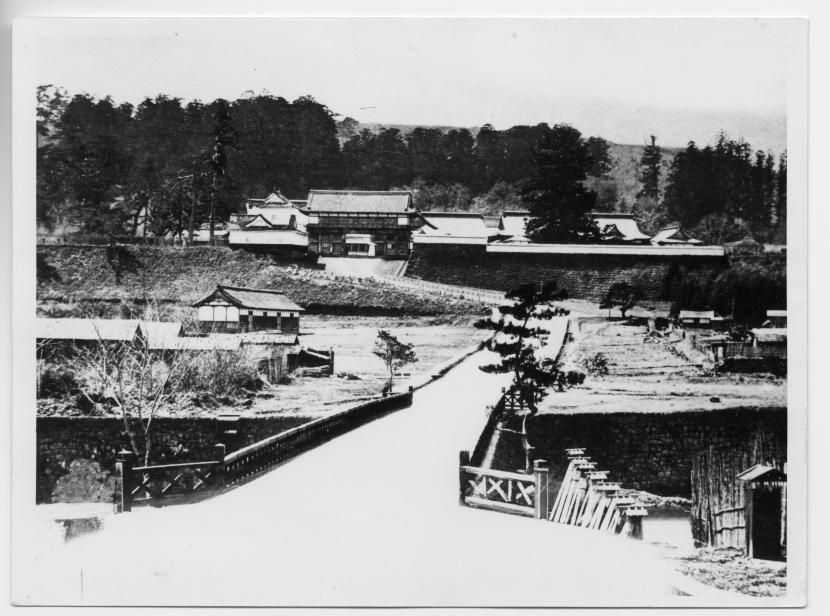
left=459, top=444, right=648, bottom=537
left=459, top=452, right=553, bottom=519
left=690, top=431, right=785, bottom=549
left=115, top=390, right=413, bottom=511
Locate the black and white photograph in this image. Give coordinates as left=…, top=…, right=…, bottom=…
left=6, top=11, right=810, bottom=608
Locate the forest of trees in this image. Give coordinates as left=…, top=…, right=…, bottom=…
left=36, top=85, right=787, bottom=244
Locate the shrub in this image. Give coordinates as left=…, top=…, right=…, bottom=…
left=581, top=352, right=610, bottom=376
left=38, top=363, right=79, bottom=398
left=51, top=459, right=116, bottom=503
left=182, top=348, right=262, bottom=396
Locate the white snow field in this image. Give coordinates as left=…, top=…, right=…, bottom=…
left=15, top=349, right=751, bottom=607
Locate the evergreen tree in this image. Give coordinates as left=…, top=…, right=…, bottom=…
left=775, top=151, right=787, bottom=238
left=474, top=281, right=575, bottom=472
left=585, top=136, right=613, bottom=177
left=207, top=99, right=236, bottom=244
left=637, top=135, right=662, bottom=201
left=474, top=281, right=571, bottom=410
left=522, top=124, right=600, bottom=243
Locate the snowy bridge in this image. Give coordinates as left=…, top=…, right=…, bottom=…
left=17, top=350, right=727, bottom=606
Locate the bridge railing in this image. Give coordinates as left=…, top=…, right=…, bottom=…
left=115, top=446, right=226, bottom=512
left=459, top=451, right=553, bottom=520
left=115, top=390, right=413, bottom=511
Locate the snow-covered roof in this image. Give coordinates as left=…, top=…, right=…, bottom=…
left=592, top=212, right=651, bottom=242
left=651, top=226, right=703, bottom=245
left=736, top=464, right=786, bottom=483
left=679, top=310, right=715, bottom=320
left=36, top=318, right=141, bottom=342
left=152, top=335, right=243, bottom=352
left=417, top=212, right=490, bottom=240
left=498, top=211, right=531, bottom=237
left=751, top=328, right=787, bottom=343
left=140, top=321, right=184, bottom=348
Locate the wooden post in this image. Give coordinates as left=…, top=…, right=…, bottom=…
left=533, top=459, right=550, bottom=520
left=525, top=445, right=536, bottom=475
left=214, top=443, right=226, bottom=491
left=114, top=449, right=135, bottom=513
left=459, top=450, right=470, bottom=505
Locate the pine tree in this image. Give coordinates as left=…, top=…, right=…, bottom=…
left=637, top=135, right=662, bottom=201
left=521, top=124, right=600, bottom=243
left=207, top=99, right=236, bottom=244
left=474, top=281, right=571, bottom=411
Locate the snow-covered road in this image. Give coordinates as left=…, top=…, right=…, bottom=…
left=17, top=349, right=685, bottom=606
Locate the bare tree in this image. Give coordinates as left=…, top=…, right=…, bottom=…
left=72, top=313, right=194, bottom=466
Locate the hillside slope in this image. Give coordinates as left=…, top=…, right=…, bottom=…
left=36, top=246, right=485, bottom=316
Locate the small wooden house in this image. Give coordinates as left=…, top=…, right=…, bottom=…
left=749, top=328, right=787, bottom=358
left=764, top=309, right=787, bottom=329
left=36, top=318, right=144, bottom=359
left=737, top=464, right=787, bottom=561
left=192, top=285, right=304, bottom=334
left=679, top=310, right=732, bottom=330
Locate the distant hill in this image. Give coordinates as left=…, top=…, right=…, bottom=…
left=357, top=122, right=679, bottom=211
left=357, top=122, right=482, bottom=137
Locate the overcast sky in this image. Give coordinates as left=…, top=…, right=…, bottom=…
left=35, top=18, right=801, bottom=152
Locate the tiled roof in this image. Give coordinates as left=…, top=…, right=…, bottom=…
left=418, top=212, right=490, bottom=239
left=36, top=318, right=141, bottom=342
left=264, top=191, right=290, bottom=205
left=193, top=285, right=305, bottom=312
left=651, top=226, right=703, bottom=245
left=592, top=212, right=651, bottom=242
left=305, top=190, right=413, bottom=214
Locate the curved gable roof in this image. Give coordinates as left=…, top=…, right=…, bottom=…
left=193, top=285, right=304, bottom=312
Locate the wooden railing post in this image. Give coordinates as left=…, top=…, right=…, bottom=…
left=524, top=444, right=536, bottom=475
left=115, top=449, right=135, bottom=513
left=533, top=459, right=551, bottom=520
left=459, top=450, right=470, bottom=505
left=214, top=443, right=226, bottom=490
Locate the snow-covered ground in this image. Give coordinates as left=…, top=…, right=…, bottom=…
left=15, top=349, right=764, bottom=607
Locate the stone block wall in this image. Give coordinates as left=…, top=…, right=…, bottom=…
left=489, top=406, right=786, bottom=497
left=36, top=415, right=310, bottom=503
left=405, top=244, right=726, bottom=301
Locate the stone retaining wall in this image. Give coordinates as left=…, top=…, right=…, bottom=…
left=36, top=415, right=310, bottom=503
left=405, top=244, right=727, bottom=301
left=489, top=406, right=786, bottom=496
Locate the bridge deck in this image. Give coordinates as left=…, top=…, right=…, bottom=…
left=19, top=350, right=697, bottom=606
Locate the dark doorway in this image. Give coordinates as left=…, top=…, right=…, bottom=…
left=751, top=487, right=784, bottom=561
